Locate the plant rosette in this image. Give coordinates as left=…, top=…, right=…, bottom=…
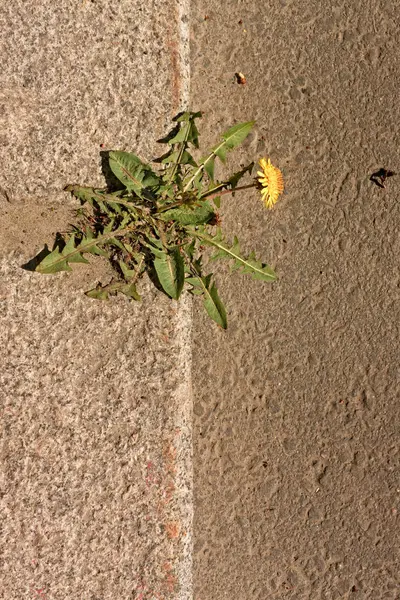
left=31, top=112, right=284, bottom=329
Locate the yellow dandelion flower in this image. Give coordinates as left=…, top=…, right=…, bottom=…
left=257, top=157, right=284, bottom=209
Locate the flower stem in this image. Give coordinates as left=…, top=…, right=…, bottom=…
left=156, top=197, right=195, bottom=213
left=201, top=183, right=256, bottom=202
left=155, top=183, right=257, bottom=216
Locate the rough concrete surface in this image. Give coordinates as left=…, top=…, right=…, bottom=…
left=1, top=0, right=400, bottom=599
left=1, top=1, right=192, bottom=599
left=190, top=1, right=399, bottom=599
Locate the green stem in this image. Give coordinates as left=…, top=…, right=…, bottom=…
left=200, top=183, right=256, bottom=201
left=156, top=196, right=196, bottom=214
left=132, top=254, right=145, bottom=284
left=182, top=147, right=220, bottom=192
left=156, top=183, right=256, bottom=216
left=167, top=122, right=192, bottom=185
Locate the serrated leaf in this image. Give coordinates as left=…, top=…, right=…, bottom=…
left=85, top=280, right=141, bottom=301
left=151, top=247, right=185, bottom=300
left=213, top=145, right=227, bottom=163
left=145, top=237, right=164, bottom=258
left=221, top=121, right=255, bottom=149
left=184, top=239, right=196, bottom=261
left=35, top=234, right=90, bottom=274
left=211, top=121, right=255, bottom=164
left=174, top=111, right=202, bottom=122
left=104, top=237, right=126, bottom=252
left=121, top=282, right=141, bottom=301
left=109, top=151, right=159, bottom=197
left=228, top=162, right=254, bottom=190
left=65, top=185, right=137, bottom=215
left=190, top=229, right=276, bottom=282
left=85, top=286, right=109, bottom=300
left=119, top=255, right=145, bottom=284
left=35, top=225, right=133, bottom=274
left=187, top=274, right=227, bottom=328
left=161, top=150, right=197, bottom=167
left=62, top=235, right=89, bottom=264
left=119, top=260, right=136, bottom=280
left=204, top=282, right=227, bottom=329
left=35, top=248, right=73, bottom=274
left=158, top=201, right=214, bottom=225
left=183, top=121, right=255, bottom=193
left=167, top=127, right=189, bottom=144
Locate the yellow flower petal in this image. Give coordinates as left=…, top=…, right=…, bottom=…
left=256, top=157, right=284, bottom=209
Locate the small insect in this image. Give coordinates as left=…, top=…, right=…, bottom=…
left=235, top=72, right=246, bottom=85
left=370, top=167, right=396, bottom=189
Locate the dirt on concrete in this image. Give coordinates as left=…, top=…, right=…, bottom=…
left=190, top=1, right=399, bottom=598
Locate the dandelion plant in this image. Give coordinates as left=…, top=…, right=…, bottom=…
left=31, top=112, right=284, bottom=329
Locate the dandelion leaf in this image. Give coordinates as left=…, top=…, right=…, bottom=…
left=158, top=201, right=214, bottom=225
left=85, top=280, right=141, bottom=301
left=148, top=245, right=185, bottom=300
left=186, top=274, right=227, bottom=329
left=211, top=121, right=255, bottom=164
left=161, top=149, right=197, bottom=167
left=109, top=151, right=159, bottom=197
left=191, top=229, right=276, bottom=282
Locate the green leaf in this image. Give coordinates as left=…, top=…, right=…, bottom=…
left=64, top=185, right=126, bottom=213
left=150, top=246, right=185, bottom=300
left=183, top=121, right=255, bottom=192
left=121, top=282, right=141, bottom=301
left=167, top=118, right=200, bottom=148
left=104, top=237, right=126, bottom=252
left=174, top=111, right=202, bottom=122
left=167, top=127, right=190, bottom=144
left=221, top=121, right=255, bottom=149
left=161, top=150, right=197, bottom=167
left=119, top=260, right=136, bottom=280
left=228, top=162, right=254, bottom=190
left=119, top=255, right=145, bottom=284
left=35, top=234, right=88, bottom=274
left=183, top=239, right=196, bottom=261
left=65, top=186, right=131, bottom=215
left=158, top=201, right=214, bottom=225
left=191, top=229, right=276, bottom=282
left=186, top=274, right=227, bottom=329
left=213, top=145, right=227, bottom=163
left=35, top=247, right=72, bottom=274
left=204, top=156, right=215, bottom=181
left=204, top=281, right=227, bottom=329
left=109, top=151, right=159, bottom=197
left=85, top=280, right=141, bottom=301
left=211, top=121, right=255, bottom=164
left=62, top=234, right=90, bottom=264
left=35, top=225, right=133, bottom=275
left=85, top=286, right=109, bottom=300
